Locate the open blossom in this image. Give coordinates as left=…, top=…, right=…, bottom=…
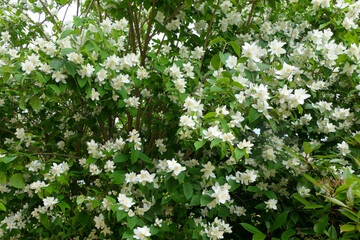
left=265, top=199, right=278, bottom=210
left=211, top=182, right=231, bottom=204
left=134, top=226, right=151, bottom=240
left=179, top=115, right=196, bottom=129
left=201, top=161, right=216, bottom=179
left=78, top=63, right=95, bottom=78
left=225, top=55, right=238, bottom=69
left=167, top=159, right=186, bottom=176
left=337, top=141, right=350, bottom=156
left=242, top=42, right=265, bottom=62
left=43, top=197, right=58, bottom=210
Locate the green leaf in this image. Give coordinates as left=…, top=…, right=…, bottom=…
left=270, top=211, right=288, bottom=231
left=0, top=155, right=17, bottom=164
left=58, top=201, right=70, bottom=214
left=200, top=195, right=214, bottom=206
left=0, top=202, right=5, bottom=212
left=210, top=138, right=222, bottom=149
left=76, top=195, right=85, bottom=205
left=114, top=153, right=128, bottom=163
left=253, top=233, right=266, bottom=240
left=35, top=71, right=47, bottom=83
left=194, top=140, right=206, bottom=151
left=29, top=96, right=42, bottom=111
left=268, top=0, right=276, bottom=10
left=328, top=225, right=338, bottom=240
left=241, top=223, right=264, bottom=235
left=77, top=77, right=87, bottom=88
left=314, top=214, right=328, bottom=234
left=19, top=96, right=26, bottom=110
left=190, top=195, right=201, bottom=206
left=229, top=41, right=241, bottom=57
left=117, top=210, right=127, bottom=222
left=235, top=148, right=245, bottom=160
left=183, top=182, right=193, bottom=200
left=0, top=172, right=6, bottom=185
left=303, top=142, right=321, bottom=154
left=209, top=37, right=225, bottom=47
left=323, top=196, right=347, bottom=207
left=203, top=112, right=216, bottom=119
left=60, top=29, right=73, bottom=39
left=50, top=59, right=65, bottom=70
left=249, top=108, right=261, bottom=123
left=127, top=216, right=137, bottom=229
left=340, top=224, right=356, bottom=232
left=9, top=173, right=25, bottom=189
left=60, top=48, right=77, bottom=56
left=131, top=149, right=140, bottom=164
left=211, top=54, right=221, bottom=70
left=65, top=61, right=77, bottom=77
left=355, top=134, right=360, bottom=145
left=219, top=52, right=231, bottom=65
left=49, top=84, right=61, bottom=93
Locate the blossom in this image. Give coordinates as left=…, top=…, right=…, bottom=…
left=201, top=161, right=216, bottom=179
left=225, top=55, right=238, bottom=69
left=265, top=199, right=278, bottom=210
left=211, top=182, right=231, bottom=204
left=133, top=226, right=151, bottom=240
left=43, top=197, right=58, bottom=209
left=337, top=141, right=350, bottom=156
left=298, top=186, right=311, bottom=197
left=167, top=159, right=186, bottom=176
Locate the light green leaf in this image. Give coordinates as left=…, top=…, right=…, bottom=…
left=229, top=41, right=241, bottom=57
left=340, top=224, right=356, bottom=232
left=9, top=173, right=25, bottom=189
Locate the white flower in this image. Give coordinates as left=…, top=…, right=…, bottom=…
left=43, top=197, right=58, bottom=209
left=90, top=88, right=100, bottom=101
left=201, top=161, right=216, bottom=179
left=298, top=186, right=311, bottom=198
left=337, top=141, right=350, bottom=156
left=210, top=182, right=231, bottom=204
left=167, top=159, right=186, bottom=176
left=225, top=55, right=238, bottom=69
left=134, top=226, right=151, bottom=240
left=265, top=199, right=278, bottom=210
left=179, top=115, right=196, bottom=129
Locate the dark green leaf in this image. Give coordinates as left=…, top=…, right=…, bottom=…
left=270, top=211, right=288, bottom=231
left=29, top=96, right=42, bottom=111
left=184, top=182, right=193, bottom=200
left=241, top=223, right=264, bottom=235
left=200, top=195, right=214, bottom=206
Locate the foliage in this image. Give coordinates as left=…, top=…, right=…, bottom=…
left=0, top=0, right=360, bottom=239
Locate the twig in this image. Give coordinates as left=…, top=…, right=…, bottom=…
left=30, top=152, right=81, bottom=159
left=39, top=0, right=62, bottom=33
left=141, top=0, right=156, bottom=66
left=200, top=0, right=221, bottom=70
left=0, top=0, right=49, bottom=40
left=246, top=0, right=258, bottom=28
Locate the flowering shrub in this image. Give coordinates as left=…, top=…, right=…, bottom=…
left=1, top=0, right=360, bottom=239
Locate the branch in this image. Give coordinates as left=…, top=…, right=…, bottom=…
left=39, top=0, right=62, bottom=33
left=30, top=152, right=81, bottom=159
left=200, top=0, right=220, bottom=70
left=95, top=0, right=103, bottom=23
left=141, top=0, right=156, bottom=66
left=246, top=0, right=258, bottom=28
left=0, top=0, right=49, bottom=41
left=127, top=0, right=143, bottom=54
